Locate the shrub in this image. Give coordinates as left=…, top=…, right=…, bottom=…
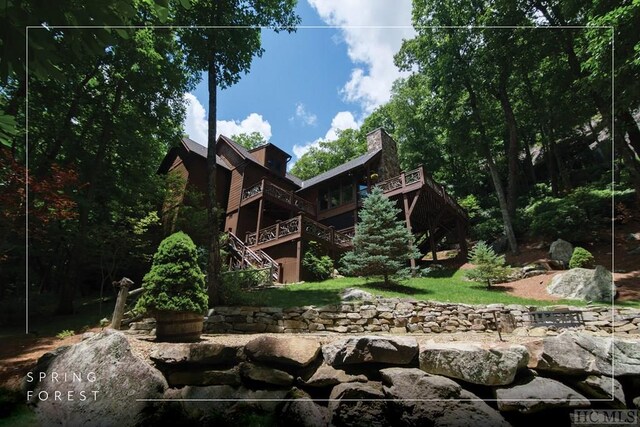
left=302, top=241, right=333, bottom=281
left=56, top=330, right=74, bottom=340
left=465, top=241, right=511, bottom=288
left=569, top=247, right=595, bottom=269
left=219, top=268, right=268, bottom=305
left=135, top=231, right=208, bottom=315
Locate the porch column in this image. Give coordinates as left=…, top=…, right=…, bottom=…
left=403, top=193, right=417, bottom=270
left=255, top=198, right=264, bottom=241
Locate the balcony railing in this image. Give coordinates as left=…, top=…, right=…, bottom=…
left=245, top=215, right=353, bottom=249
left=376, top=167, right=467, bottom=220
left=241, top=179, right=315, bottom=216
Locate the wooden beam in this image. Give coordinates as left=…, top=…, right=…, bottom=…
left=403, top=194, right=416, bottom=270
left=255, top=197, right=264, bottom=239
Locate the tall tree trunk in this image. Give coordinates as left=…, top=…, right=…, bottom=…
left=620, top=109, right=640, bottom=156
left=495, top=79, right=519, bottom=217
left=207, top=55, right=221, bottom=306
left=523, top=137, right=537, bottom=186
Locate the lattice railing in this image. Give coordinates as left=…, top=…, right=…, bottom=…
left=227, top=232, right=279, bottom=282
left=241, top=179, right=315, bottom=215
left=245, top=215, right=353, bottom=249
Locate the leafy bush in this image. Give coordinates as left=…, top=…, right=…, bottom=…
left=220, top=269, right=269, bottom=305
left=465, top=241, right=511, bottom=288
left=56, top=329, right=74, bottom=340
left=135, top=231, right=208, bottom=315
left=569, top=247, right=595, bottom=269
left=303, top=241, right=333, bottom=281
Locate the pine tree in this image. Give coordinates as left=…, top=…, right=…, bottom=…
left=341, top=187, right=420, bottom=286
left=465, top=241, right=511, bottom=289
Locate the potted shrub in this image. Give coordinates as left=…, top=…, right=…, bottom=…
left=135, top=231, right=208, bottom=342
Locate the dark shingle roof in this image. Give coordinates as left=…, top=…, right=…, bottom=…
left=298, top=148, right=381, bottom=190
left=182, top=137, right=230, bottom=170
left=286, top=173, right=303, bottom=187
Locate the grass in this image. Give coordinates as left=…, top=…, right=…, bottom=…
left=238, top=269, right=608, bottom=308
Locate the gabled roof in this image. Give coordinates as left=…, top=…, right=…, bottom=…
left=182, top=137, right=230, bottom=170
left=297, top=148, right=381, bottom=190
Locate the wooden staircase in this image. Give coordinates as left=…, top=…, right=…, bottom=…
left=227, top=232, right=280, bottom=282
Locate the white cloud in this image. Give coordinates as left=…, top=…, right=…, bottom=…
left=182, top=93, right=272, bottom=145
left=307, top=0, right=415, bottom=113
left=183, top=93, right=208, bottom=145
left=291, top=111, right=359, bottom=161
left=293, top=103, right=318, bottom=126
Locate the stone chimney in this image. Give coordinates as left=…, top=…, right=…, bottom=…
left=366, top=128, right=401, bottom=180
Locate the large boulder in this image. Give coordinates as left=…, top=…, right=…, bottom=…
left=322, top=336, right=418, bottom=367
left=150, top=342, right=243, bottom=365
left=547, top=266, right=614, bottom=301
left=328, top=382, right=387, bottom=427
left=244, top=336, right=320, bottom=367
left=380, top=368, right=510, bottom=426
left=341, top=288, right=375, bottom=301
left=573, top=375, right=626, bottom=409
left=526, top=331, right=640, bottom=376
left=494, top=376, right=590, bottom=414
left=303, top=364, right=368, bottom=388
left=549, top=239, right=574, bottom=267
left=278, top=388, right=330, bottom=427
left=238, top=362, right=294, bottom=387
left=419, top=342, right=529, bottom=385
left=26, top=330, right=167, bottom=427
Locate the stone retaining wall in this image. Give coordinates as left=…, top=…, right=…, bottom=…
left=197, top=299, right=640, bottom=336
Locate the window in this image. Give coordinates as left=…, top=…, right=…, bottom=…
left=319, top=179, right=355, bottom=211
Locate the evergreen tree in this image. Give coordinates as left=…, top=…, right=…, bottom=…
left=341, top=187, right=420, bottom=286
left=465, top=241, right=511, bottom=289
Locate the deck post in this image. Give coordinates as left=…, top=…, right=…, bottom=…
left=428, top=217, right=438, bottom=262
left=403, top=193, right=417, bottom=271
left=255, top=197, right=264, bottom=243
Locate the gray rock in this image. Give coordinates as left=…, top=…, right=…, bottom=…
left=494, top=376, right=590, bottom=414
left=419, top=342, right=529, bottom=385
left=634, top=396, right=640, bottom=409
left=341, top=288, right=375, bottom=301
left=82, top=332, right=96, bottom=341
left=328, top=382, right=387, bottom=427
left=278, top=388, right=330, bottom=427
left=244, top=335, right=320, bottom=367
left=150, top=342, right=242, bottom=365
left=526, top=331, right=640, bottom=376
left=549, top=239, right=574, bottom=266
left=239, top=362, right=293, bottom=387
left=303, top=364, right=368, bottom=388
left=380, top=367, right=510, bottom=426
left=547, top=266, right=614, bottom=301
left=179, top=385, right=288, bottom=420
left=167, top=366, right=241, bottom=387
left=573, top=375, right=626, bottom=409
left=28, top=330, right=167, bottom=427
left=322, top=336, right=418, bottom=366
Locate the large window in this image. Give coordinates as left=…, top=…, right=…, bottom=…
left=319, top=179, right=355, bottom=211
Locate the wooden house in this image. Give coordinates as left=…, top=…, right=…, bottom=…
left=158, top=128, right=468, bottom=283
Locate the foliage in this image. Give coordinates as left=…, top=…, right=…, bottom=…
left=569, top=247, right=595, bottom=269
left=465, top=241, right=511, bottom=288
left=56, top=329, right=75, bottom=340
left=220, top=269, right=269, bottom=305
left=135, top=232, right=208, bottom=314
left=302, top=241, right=333, bottom=281
left=341, top=187, right=420, bottom=286
left=232, top=132, right=267, bottom=150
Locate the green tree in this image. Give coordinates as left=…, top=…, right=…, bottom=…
left=232, top=131, right=267, bottom=150
left=341, top=187, right=420, bottom=287
left=465, top=241, right=511, bottom=289
left=175, top=0, right=299, bottom=306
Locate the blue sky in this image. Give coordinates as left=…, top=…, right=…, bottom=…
left=182, top=0, right=415, bottom=165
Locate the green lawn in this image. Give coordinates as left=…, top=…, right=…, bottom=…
left=238, top=269, right=621, bottom=308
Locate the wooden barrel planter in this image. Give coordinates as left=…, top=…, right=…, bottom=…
left=155, top=311, right=204, bottom=342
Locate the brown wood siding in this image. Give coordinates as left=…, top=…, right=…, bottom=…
left=218, top=140, right=243, bottom=168
left=251, top=147, right=267, bottom=165
left=262, top=241, right=300, bottom=283
left=227, top=165, right=245, bottom=213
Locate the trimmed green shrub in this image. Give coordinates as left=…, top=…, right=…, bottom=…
left=303, top=241, right=333, bottom=281
left=135, top=231, right=208, bottom=314
left=465, top=241, right=511, bottom=288
left=569, top=247, right=595, bottom=269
